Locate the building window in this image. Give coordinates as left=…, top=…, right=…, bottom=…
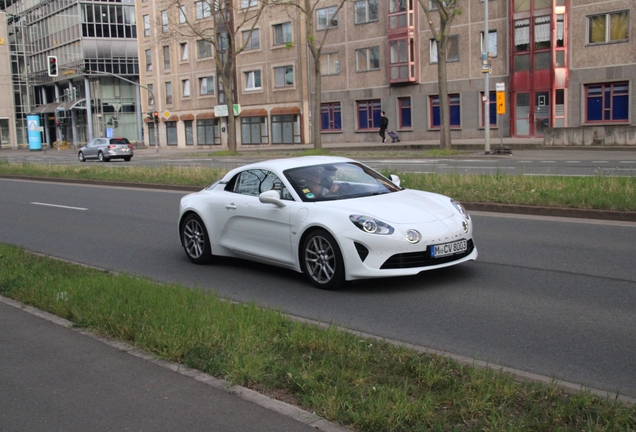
left=82, top=4, right=138, bottom=39
left=317, top=7, right=339, bottom=30
left=145, top=49, right=152, bottom=71
left=148, top=123, right=157, bottom=145
left=588, top=11, right=629, bottom=44
left=179, top=6, right=187, bottom=24
left=163, top=46, right=171, bottom=69
left=180, top=43, right=188, bottom=61
left=274, top=66, right=294, bottom=87
left=143, top=15, right=150, bottom=37
left=480, top=30, right=498, bottom=57
left=273, top=22, right=292, bottom=46
left=321, top=102, right=342, bottom=131
left=196, top=1, right=211, bottom=19
left=244, top=70, right=261, bottom=90
left=166, top=121, right=177, bottom=145
left=243, top=29, right=260, bottom=50
left=398, top=97, right=412, bottom=129
left=430, top=94, right=461, bottom=128
left=185, top=120, right=193, bottom=145
left=161, top=10, right=169, bottom=33
left=355, top=47, right=380, bottom=72
left=357, top=99, right=381, bottom=130
left=389, top=38, right=412, bottom=80
left=148, top=83, right=154, bottom=105
left=355, top=0, right=378, bottom=24
left=430, top=36, right=459, bottom=63
left=197, top=118, right=220, bottom=145
left=197, top=40, right=213, bottom=58
left=165, top=82, right=173, bottom=105
left=585, top=82, right=629, bottom=122
left=241, top=0, right=257, bottom=8
left=272, top=115, right=301, bottom=144
left=199, top=76, right=214, bottom=95
left=480, top=92, right=497, bottom=127
left=182, top=79, right=190, bottom=97
left=320, top=52, right=340, bottom=75
left=241, top=116, right=268, bottom=144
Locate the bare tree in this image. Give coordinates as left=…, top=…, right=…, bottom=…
left=417, top=0, right=462, bottom=150
left=277, top=0, right=349, bottom=150
left=159, top=0, right=269, bottom=152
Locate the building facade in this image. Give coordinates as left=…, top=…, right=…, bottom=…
left=1, top=0, right=142, bottom=148
left=136, top=0, right=634, bottom=149
left=0, top=11, right=17, bottom=148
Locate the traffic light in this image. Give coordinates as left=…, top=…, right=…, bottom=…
left=153, top=111, right=159, bottom=123
left=147, top=112, right=154, bottom=120
left=48, top=56, right=58, bottom=77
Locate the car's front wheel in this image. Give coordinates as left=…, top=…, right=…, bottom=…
left=78, top=151, right=85, bottom=162
left=301, top=229, right=345, bottom=290
left=181, top=213, right=212, bottom=264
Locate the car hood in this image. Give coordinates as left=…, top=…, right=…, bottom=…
left=326, top=189, right=455, bottom=223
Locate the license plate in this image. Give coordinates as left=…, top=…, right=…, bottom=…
left=431, top=240, right=467, bottom=258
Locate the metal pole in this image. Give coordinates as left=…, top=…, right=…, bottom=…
left=484, top=0, right=490, bottom=155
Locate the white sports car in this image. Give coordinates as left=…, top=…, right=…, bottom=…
left=178, top=156, right=477, bottom=289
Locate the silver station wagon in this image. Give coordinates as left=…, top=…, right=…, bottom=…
left=78, top=137, right=134, bottom=162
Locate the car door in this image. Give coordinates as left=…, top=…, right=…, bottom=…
left=217, top=169, right=294, bottom=265
left=85, top=139, right=102, bottom=158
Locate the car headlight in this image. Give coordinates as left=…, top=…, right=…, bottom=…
left=349, top=215, right=394, bottom=235
left=451, top=199, right=469, bottom=219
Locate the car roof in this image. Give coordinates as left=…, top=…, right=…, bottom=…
left=223, top=156, right=355, bottom=179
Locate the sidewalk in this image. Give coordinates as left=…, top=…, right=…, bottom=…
left=0, top=296, right=349, bottom=432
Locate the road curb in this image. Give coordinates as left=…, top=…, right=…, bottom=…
left=0, top=294, right=352, bottom=432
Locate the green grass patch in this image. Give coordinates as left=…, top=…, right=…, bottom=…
left=1, top=159, right=635, bottom=211
left=1, top=244, right=635, bottom=431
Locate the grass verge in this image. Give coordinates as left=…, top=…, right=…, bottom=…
left=1, top=243, right=635, bottom=431
left=1, top=159, right=635, bottom=211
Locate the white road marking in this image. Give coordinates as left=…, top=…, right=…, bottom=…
left=565, top=161, right=581, bottom=163
left=31, top=202, right=88, bottom=211
left=592, top=161, right=609, bottom=163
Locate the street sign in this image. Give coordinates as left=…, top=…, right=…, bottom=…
left=163, top=110, right=171, bottom=119
left=496, top=82, right=506, bottom=115
left=496, top=92, right=506, bottom=115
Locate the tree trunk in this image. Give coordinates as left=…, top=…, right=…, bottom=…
left=437, top=39, right=451, bottom=150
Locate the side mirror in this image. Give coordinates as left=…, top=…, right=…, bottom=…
left=259, top=190, right=286, bottom=208
left=390, top=174, right=401, bottom=188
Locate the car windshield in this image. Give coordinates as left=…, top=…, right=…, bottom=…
left=285, top=162, right=401, bottom=202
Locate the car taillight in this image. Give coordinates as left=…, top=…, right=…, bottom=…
left=128, top=144, right=133, bottom=149
left=108, top=145, right=116, bottom=149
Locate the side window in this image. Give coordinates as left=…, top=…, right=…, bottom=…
left=231, top=169, right=290, bottom=198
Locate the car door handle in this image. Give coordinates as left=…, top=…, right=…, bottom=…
left=225, top=203, right=237, bottom=210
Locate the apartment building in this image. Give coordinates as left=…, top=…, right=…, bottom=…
left=138, top=0, right=634, bottom=149
left=1, top=0, right=142, bottom=148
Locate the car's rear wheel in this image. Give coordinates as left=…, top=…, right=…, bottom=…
left=301, top=229, right=345, bottom=290
left=123, top=156, right=131, bottom=162
left=78, top=151, right=85, bottom=162
left=181, top=213, right=212, bottom=264
left=98, top=151, right=109, bottom=162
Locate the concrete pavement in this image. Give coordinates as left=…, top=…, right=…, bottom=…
left=0, top=296, right=349, bottom=432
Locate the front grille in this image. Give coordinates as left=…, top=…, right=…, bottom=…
left=380, top=239, right=474, bottom=270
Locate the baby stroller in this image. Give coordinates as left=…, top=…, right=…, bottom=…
left=387, top=131, right=400, bottom=143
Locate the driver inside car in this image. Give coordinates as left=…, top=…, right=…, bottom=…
left=303, top=167, right=339, bottom=198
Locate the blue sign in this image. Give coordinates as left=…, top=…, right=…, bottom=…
left=27, top=115, right=43, bottom=151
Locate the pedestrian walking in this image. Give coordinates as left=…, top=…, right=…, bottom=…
left=379, top=111, right=389, bottom=143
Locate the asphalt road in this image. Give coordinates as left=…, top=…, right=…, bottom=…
left=1, top=178, right=635, bottom=401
